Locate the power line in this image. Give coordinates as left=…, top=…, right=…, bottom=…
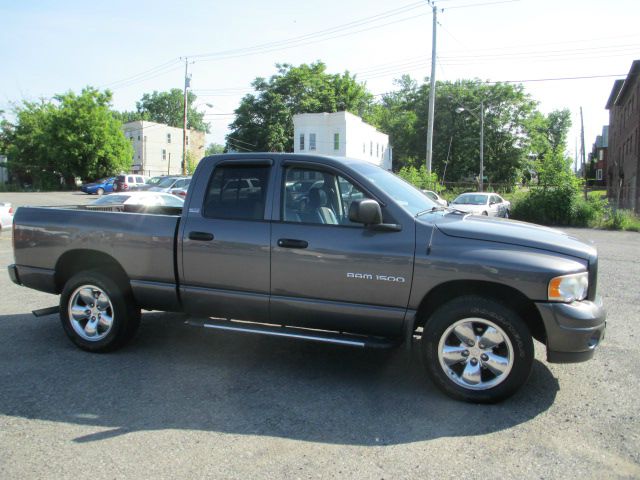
left=188, top=1, right=426, bottom=60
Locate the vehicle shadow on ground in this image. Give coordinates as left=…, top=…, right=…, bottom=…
left=0, top=311, right=559, bottom=446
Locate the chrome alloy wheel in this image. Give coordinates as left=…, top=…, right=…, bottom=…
left=437, top=318, right=514, bottom=391
left=68, top=285, right=114, bottom=341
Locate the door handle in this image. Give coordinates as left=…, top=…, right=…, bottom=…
left=277, top=238, right=308, bottom=249
left=188, top=231, right=214, bottom=241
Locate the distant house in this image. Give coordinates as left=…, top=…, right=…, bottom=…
left=605, top=60, right=640, bottom=212
left=122, top=121, right=206, bottom=176
left=293, top=111, right=392, bottom=170
left=589, top=126, right=609, bottom=188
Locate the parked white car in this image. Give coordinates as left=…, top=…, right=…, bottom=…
left=91, top=191, right=184, bottom=208
left=0, top=202, right=14, bottom=229
left=421, top=190, right=448, bottom=207
left=450, top=192, right=511, bottom=217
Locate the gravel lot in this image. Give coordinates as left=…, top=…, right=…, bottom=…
left=0, top=192, right=638, bottom=479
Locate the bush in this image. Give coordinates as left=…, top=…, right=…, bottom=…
left=603, top=209, right=640, bottom=232
left=511, top=186, right=606, bottom=227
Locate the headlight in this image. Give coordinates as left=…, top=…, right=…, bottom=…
left=548, top=272, right=589, bottom=302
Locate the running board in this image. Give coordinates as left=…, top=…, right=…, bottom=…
left=185, top=318, right=400, bottom=349
left=32, top=306, right=60, bottom=317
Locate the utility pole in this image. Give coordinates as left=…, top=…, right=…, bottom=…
left=182, top=58, right=191, bottom=176
left=479, top=100, right=484, bottom=192
left=580, top=107, right=587, bottom=200
left=425, top=1, right=437, bottom=174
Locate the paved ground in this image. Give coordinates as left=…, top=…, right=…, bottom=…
left=0, top=192, right=638, bottom=479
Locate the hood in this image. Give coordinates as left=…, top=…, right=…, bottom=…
left=424, top=213, right=596, bottom=261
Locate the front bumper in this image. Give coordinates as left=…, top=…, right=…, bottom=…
left=535, top=297, right=606, bottom=363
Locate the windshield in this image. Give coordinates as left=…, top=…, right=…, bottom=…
left=156, top=177, right=178, bottom=188
left=348, top=162, right=437, bottom=215
left=453, top=194, right=488, bottom=205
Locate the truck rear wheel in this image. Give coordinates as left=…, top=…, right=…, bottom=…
left=59, top=271, right=140, bottom=352
left=422, top=295, right=533, bottom=403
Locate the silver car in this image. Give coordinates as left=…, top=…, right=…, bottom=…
left=148, top=176, right=191, bottom=193
left=450, top=192, right=511, bottom=217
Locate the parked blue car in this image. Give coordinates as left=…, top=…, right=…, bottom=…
left=81, top=177, right=115, bottom=195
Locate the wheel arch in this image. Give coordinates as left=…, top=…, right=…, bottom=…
left=55, top=249, right=130, bottom=294
left=414, top=280, right=546, bottom=344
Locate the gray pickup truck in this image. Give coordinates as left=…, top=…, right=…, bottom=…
left=8, top=153, right=606, bottom=403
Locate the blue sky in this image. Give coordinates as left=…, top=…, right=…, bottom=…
left=1, top=0, right=639, bottom=161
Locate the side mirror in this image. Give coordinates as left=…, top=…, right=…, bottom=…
left=349, top=199, right=382, bottom=225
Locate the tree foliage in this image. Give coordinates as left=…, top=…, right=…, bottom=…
left=372, top=77, right=538, bottom=185
left=227, top=62, right=374, bottom=152
left=205, top=142, right=225, bottom=156
left=1, top=87, right=133, bottom=188
left=115, top=89, right=209, bottom=133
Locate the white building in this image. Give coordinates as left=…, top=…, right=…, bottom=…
left=293, top=111, right=392, bottom=170
left=122, top=121, right=205, bottom=176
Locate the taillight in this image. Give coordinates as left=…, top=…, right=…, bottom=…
left=123, top=183, right=129, bottom=190
left=8, top=207, right=13, bottom=215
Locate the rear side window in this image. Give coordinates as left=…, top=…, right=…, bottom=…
left=203, top=165, right=270, bottom=220
left=127, top=176, right=134, bottom=183
left=135, top=176, right=144, bottom=183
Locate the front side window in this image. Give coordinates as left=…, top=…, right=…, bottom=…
left=136, top=176, right=144, bottom=183
left=282, top=167, right=369, bottom=226
left=309, top=133, right=316, bottom=151
left=203, top=165, right=270, bottom=220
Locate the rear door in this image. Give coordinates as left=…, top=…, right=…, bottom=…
left=179, top=159, right=274, bottom=322
left=270, top=163, right=415, bottom=337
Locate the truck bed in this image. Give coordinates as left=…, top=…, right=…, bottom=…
left=12, top=205, right=181, bottom=310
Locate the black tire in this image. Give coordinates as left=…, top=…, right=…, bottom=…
left=59, top=271, right=140, bottom=352
left=96, top=187, right=105, bottom=196
left=504, top=209, right=510, bottom=218
left=482, top=211, right=488, bottom=216
left=422, top=295, right=533, bottom=403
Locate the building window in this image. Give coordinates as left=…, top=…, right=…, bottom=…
left=363, top=143, right=366, bottom=153
left=370, top=141, right=373, bottom=156
left=376, top=143, right=379, bottom=157
left=300, top=134, right=305, bottom=150
left=334, top=133, right=340, bottom=150
left=310, top=133, right=316, bottom=151
left=162, top=149, right=167, bottom=161
left=137, top=135, right=140, bottom=141
left=167, top=133, right=172, bottom=144
left=598, top=150, right=603, bottom=161
left=596, top=169, right=603, bottom=181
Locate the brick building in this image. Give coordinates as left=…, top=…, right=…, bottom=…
left=606, top=60, right=640, bottom=212
left=588, top=126, right=608, bottom=188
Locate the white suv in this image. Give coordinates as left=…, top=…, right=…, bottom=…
left=114, top=174, right=147, bottom=192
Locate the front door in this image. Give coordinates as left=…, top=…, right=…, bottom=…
left=270, top=165, right=415, bottom=337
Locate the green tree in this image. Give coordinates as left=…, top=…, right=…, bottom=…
left=1, top=87, right=133, bottom=188
left=376, top=78, right=538, bottom=185
left=117, top=89, right=209, bottom=133
left=205, top=142, right=225, bottom=156
left=227, top=62, right=374, bottom=152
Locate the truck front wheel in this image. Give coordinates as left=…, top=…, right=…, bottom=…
left=422, top=295, right=533, bottom=403
left=59, top=271, right=140, bottom=352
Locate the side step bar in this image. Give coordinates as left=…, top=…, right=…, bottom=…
left=185, top=318, right=400, bottom=349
